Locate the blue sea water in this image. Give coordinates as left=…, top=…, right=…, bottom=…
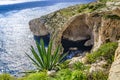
left=0, top=0, right=95, bottom=76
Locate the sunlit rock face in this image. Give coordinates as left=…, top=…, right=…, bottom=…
left=29, top=18, right=49, bottom=36
left=108, top=40, right=120, bottom=80
left=29, top=7, right=120, bottom=54
left=62, top=14, right=91, bottom=41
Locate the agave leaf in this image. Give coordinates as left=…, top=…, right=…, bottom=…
left=40, top=39, right=47, bottom=55
left=25, top=52, right=41, bottom=69
left=30, top=46, right=44, bottom=69
left=26, top=39, right=65, bottom=71
left=40, top=39, right=48, bottom=69
left=59, top=52, right=68, bottom=63
left=36, top=42, right=45, bottom=68
left=47, top=40, right=52, bottom=69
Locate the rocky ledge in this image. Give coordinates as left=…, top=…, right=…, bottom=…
left=29, top=0, right=120, bottom=80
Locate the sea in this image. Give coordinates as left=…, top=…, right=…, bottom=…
left=0, top=0, right=95, bottom=76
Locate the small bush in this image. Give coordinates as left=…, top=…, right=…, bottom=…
left=73, top=62, right=90, bottom=71
left=88, top=3, right=105, bottom=11
left=57, top=60, right=70, bottom=70
left=17, top=78, right=26, bottom=80
left=55, top=69, right=72, bottom=80
left=72, top=70, right=87, bottom=80
left=25, top=72, right=48, bottom=80
left=103, top=14, right=120, bottom=20
left=54, top=69, right=87, bottom=80
left=0, top=73, right=15, bottom=80
left=99, top=0, right=113, bottom=3
left=78, top=3, right=105, bottom=13
left=78, top=4, right=89, bottom=12
left=86, top=42, right=118, bottom=63
left=88, top=71, right=108, bottom=80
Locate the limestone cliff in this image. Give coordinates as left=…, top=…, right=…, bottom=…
left=29, top=0, right=120, bottom=50
left=29, top=0, right=120, bottom=79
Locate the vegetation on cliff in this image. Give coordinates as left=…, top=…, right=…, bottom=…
left=86, top=42, right=118, bottom=64
left=103, top=14, right=120, bottom=20
left=0, top=74, right=15, bottom=80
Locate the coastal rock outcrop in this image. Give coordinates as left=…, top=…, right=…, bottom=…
left=29, top=1, right=120, bottom=79
left=29, top=18, right=49, bottom=36
left=29, top=9, right=120, bottom=53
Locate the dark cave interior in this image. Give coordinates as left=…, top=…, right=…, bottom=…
left=33, top=34, right=93, bottom=60
left=61, top=36, right=93, bottom=59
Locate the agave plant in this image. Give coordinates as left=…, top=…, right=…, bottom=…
left=26, top=39, right=66, bottom=71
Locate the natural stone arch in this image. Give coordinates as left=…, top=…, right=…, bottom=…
left=62, top=14, right=91, bottom=41
left=55, top=14, right=95, bottom=54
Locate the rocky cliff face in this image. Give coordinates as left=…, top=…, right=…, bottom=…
left=108, top=40, right=120, bottom=80
left=29, top=0, right=120, bottom=79
left=29, top=0, right=120, bottom=50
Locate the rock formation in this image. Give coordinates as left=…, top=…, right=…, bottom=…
left=29, top=1, right=120, bottom=51
left=108, top=40, right=120, bottom=80
left=29, top=0, right=120, bottom=79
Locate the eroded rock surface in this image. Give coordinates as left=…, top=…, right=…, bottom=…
left=108, top=40, right=120, bottom=80
left=29, top=18, right=49, bottom=36
left=29, top=1, right=120, bottom=79
left=30, top=10, right=120, bottom=51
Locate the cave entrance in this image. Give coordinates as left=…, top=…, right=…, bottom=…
left=61, top=37, right=93, bottom=59
left=61, top=37, right=93, bottom=53
left=60, top=15, right=94, bottom=60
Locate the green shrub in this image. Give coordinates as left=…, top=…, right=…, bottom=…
left=78, top=4, right=89, bottom=12
left=57, top=60, right=70, bottom=70
left=86, top=42, right=118, bottom=63
left=0, top=73, right=15, bottom=80
left=99, top=0, right=113, bottom=3
left=73, top=62, right=90, bottom=71
left=71, top=70, right=87, bottom=80
left=88, top=71, right=108, bottom=80
left=17, top=77, right=26, bottom=80
left=25, top=72, right=48, bottom=80
left=78, top=3, right=105, bottom=13
left=26, top=39, right=66, bottom=71
left=55, top=69, right=72, bottom=80
left=103, top=14, right=120, bottom=20
left=54, top=68, right=87, bottom=80
left=88, top=3, right=105, bottom=11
